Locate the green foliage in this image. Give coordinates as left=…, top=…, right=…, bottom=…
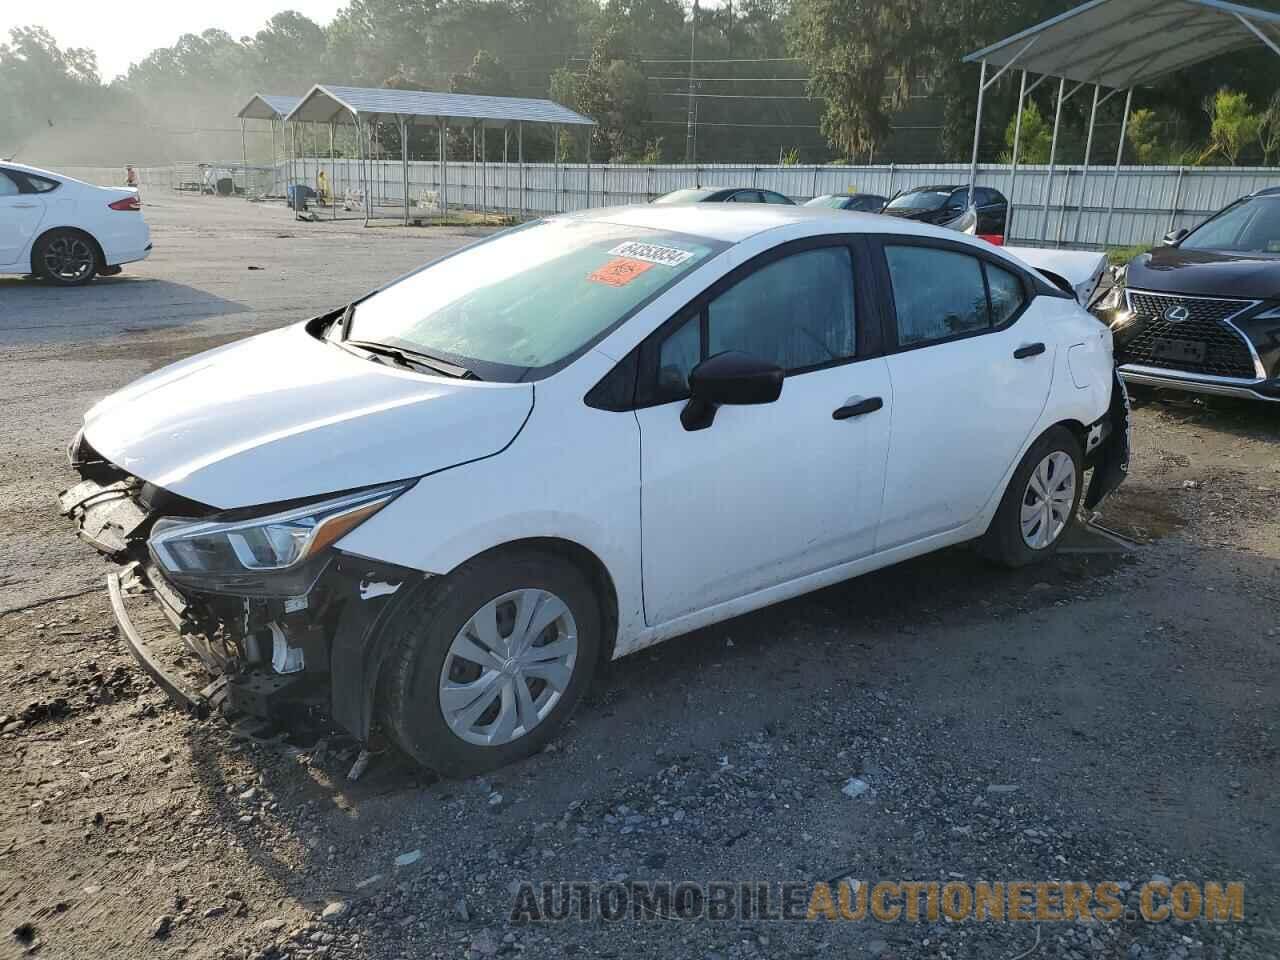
left=780, top=146, right=801, bottom=165
left=1198, top=88, right=1261, bottom=166
left=1260, top=91, right=1280, bottom=167
left=787, top=0, right=930, bottom=160
left=450, top=50, right=513, bottom=96
left=551, top=30, right=651, bottom=162
left=1002, top=101, right=1052, bottom=164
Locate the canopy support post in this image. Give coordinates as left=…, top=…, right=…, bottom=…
left=554, top=124, right=562, bottom=213
left=240, top=118, right=248, bottom=200
left=967, top=60, right=988, bottom=208
left=442, top=120, right=450, bottom=223
left=1040, top=77, right=1067, bottom=243
left=482, top=124, right=488, bottom=218
left=518, top=122, right=525, bottom=219
left=401, top=116, right=410, bottom=226
left=1071, top=84, right=1102, bottom=246
left=504, top=126, right=510, bottom=217
left=1104, top=88, right=1134, bottom=247
left=328, top=123, right=336, bottom=221
left=290, top=121, right=299, bottom=220
left=1005, top=69, right=1028, bottom=241
left=270, top=120, right=278, bottom=195
left=585, top=127, right=592, bottom=209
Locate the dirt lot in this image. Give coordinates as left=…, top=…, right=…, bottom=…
left=0, top=194, right=1276, bottom=960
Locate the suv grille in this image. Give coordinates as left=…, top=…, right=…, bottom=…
left=1118, top=291, right=1259, bottom=379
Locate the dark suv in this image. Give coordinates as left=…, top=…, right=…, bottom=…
left=1099, top=187, right=1280, bottom=403
left=881, top=185, right=1009, bottom=235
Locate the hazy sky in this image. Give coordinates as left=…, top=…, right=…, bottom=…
left=2, top=1, right=348, bottom=82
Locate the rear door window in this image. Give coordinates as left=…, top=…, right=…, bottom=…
left=885, top=245, right=990, bottom=346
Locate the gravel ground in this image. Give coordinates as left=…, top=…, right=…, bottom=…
left=0, top=194, right=1276, bottom=960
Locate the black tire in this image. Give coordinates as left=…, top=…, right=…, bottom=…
left=978, top=426, right=1084, bottom=568
left=34, top=229, right=99, bottom=286
left=379, top=548, right=601, bottom=777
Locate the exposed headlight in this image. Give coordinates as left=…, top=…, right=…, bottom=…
left=149, top=482, right=411, bottom=591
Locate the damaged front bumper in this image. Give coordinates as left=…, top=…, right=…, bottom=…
left=60, top=474, right=423, bottom=740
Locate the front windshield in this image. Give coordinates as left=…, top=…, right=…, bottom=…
left=1180, top=196, right=1280, bottom=254
left=804, top=195, right=848, bottom=209
left=347, top=219, right=725, bottom=380
left=886, top=189, right=950, bottom=212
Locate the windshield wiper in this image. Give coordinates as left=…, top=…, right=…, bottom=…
left=342, top=339, right=481, bottom=380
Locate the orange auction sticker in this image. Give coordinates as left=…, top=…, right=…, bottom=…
left=588, top=257, right=655, bottom=287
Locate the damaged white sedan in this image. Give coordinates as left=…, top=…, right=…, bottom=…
left=61, top=205, right=1128, bottom=775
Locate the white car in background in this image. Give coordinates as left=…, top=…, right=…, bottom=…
left=0, top=161, right=152, bottom=286
left=61, top=205, right=1129, bottom=776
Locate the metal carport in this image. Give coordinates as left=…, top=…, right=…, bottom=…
left=963, top=0, right=1280, bottom=246
left=286, top=84, right=594, bottom=225
left=235, top=95, right=301, bottom=197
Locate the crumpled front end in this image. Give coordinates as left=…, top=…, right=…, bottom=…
left=59, top=433, right=422, bottom=739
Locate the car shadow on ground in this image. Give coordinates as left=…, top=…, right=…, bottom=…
left=0, top=276, right=248, bottom=346
left=170, top=534, right=1137, bottom=903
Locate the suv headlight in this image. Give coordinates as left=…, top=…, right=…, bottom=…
left=148, top=482, right=411, bottom=594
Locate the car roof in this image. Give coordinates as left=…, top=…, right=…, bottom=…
left=560, top=203, right=988, bottom=245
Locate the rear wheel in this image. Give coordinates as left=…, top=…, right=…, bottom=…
left=35, top=230, right=98, bottom=286
left=380, top=549, right=601, bottom=777
left=979, top=426, right=1083, bottom=568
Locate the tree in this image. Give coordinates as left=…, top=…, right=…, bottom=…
left=1001, top=101, right=1052, bottom=163
left=1258, top=91, right=1280, bottom=167
left=550, top=30, right=650, bottom=162
left=449, top=50, right=512, bottom=96
left=250, top=12, right=327, bottom=92
left=787, top=0, right=932, bottom=160
left=0, top=27, right=115, bottom=157
left=1199, top=88, right=1261, bottom=166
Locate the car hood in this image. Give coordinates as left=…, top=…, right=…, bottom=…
left=81, top=324, right=534, bottom=509
left=1126, top=246, right=1280, bottom=301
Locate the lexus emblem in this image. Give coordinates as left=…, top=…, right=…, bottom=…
left=1164, top=304, right=1191, bottom=323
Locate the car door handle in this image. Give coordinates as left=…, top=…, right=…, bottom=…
left=832, top=396, right=884, bottom=420
left=11, top=202, right=38, bottom=208
left=1013, top=342, right=1046, bottom=359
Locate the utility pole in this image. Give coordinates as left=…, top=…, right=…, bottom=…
left=685, top=0, right=698, bottom=163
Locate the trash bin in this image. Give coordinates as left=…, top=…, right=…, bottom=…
left=287, top=184, right=315, bottom=212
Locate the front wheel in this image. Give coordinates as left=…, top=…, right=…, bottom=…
left=379, top=549, right=601, bottom=777
left=979, top=426, right=1083, bottom=568
left=35, top=230, right=98, bottom=286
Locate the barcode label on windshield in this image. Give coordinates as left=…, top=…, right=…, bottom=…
left=608, top=241, right=694, bottom=267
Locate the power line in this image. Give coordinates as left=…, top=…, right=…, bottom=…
left=656, top=91, right=815, bottom=100
left=648, top=76, right=809, bottom=82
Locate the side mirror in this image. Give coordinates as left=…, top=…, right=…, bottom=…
left=1163, top=227, right=1189, bottom=246
left=680, top=350, right=784, bottom=431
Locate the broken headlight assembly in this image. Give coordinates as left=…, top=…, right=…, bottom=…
left=148, top=481, right=412, bottom=597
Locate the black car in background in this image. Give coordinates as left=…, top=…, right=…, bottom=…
left=1099, top=187, right=1280, bottom=403
left=881, top=185, right=1009, bottom=235
left=803, top=192, right=888, bottom=212
left=652, top=187, right=794, bottom=205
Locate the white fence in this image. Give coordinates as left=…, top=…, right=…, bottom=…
left=57, top=160, right=1280, bottom=250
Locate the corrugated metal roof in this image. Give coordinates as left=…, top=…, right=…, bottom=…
left=964, top=0, right=1280, bottom=88
left=236, top=94, right=301, bottom=120
left=286, top=84, right=593, bottom=126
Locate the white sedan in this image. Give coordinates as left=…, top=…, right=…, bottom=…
left=61, top=205, right=1128, bottom=775
left=0, top=161, right=151, bottom=285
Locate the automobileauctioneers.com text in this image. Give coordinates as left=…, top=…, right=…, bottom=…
left=510, top=879, right=1245, bottom=924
